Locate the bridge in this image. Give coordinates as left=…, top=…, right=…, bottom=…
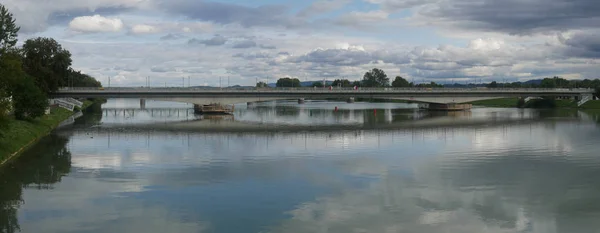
left=51, top=87, right=596, bottom=110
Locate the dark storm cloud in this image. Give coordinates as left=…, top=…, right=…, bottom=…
left=287, top=48, right=374, bottom=66
left=560, top=31, right=600, bottom=58
left=232, top=40, right=257, bottom=49
left=188, top=35, right=228, bottom=46
left=419, top=0, right=600, bottom=35
left=156, top=0, right=303, bottom=28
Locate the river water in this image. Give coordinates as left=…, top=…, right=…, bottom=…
left=2, top=99, right=600, bottom=233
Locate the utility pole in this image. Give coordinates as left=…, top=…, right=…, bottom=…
left=182, top=77, right=185, bottom=87
left=228, top=76, right=230, bottom=87
left=219, top=76, right=222, bottom=89
left=188, top=76, right=190, bottom=87
left=108, top=76, right=111, bottom=88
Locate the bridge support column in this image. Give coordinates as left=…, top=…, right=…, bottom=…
left=298, top=98, right=305, bottom=104
left=140, top=99, right=146, bottom=110
left=424, top=103, right=472, bottom=111
left=347, top=97, right=355, bottom=103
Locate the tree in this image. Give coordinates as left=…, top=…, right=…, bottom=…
left=256, top=81, right=268, bottom=88
left=0, top=51, right=25, bottom=135
left=362, top=68, right=389, bottom=87
left=487, top=81, right=498, bottom=88
left=66, top=69, right=102, bottom=87
left=391, top=76, right=410, bottom=87
left=22, top=37, right=72, bottom=94
left=595, top=86, right=600, bottom=99
left=312, top=81, right=324, bottom=87
left=352, top=81, right=362, bottom=87
left=12, top=76, right=48, bottom=120
left=0, top=4, right=19, bottom=53
left=0, top=89, right=9, bottom=136
left=276, top=77, right=301, bottom=87
left=332, top=79, right=351, bottom=87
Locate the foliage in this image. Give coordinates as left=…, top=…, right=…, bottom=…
left=0, top=51, right=24, bottom=137
left=66, top=69, right=102, bottom=88
left=332, top=79, right=352, bottom=87
left=0, top=4, right=19, bottom=53
left=276, top=77, right=301, bottom=87
left=256, top=81, right=268, bottom=88
left=596, top=86, right=600, bottom=98
left=362, top=68, right=389, bottom=87
left=22, top=37, right=72, bottom=94
left=12, top=76, right=48, bottom=120
left=487, top=81, right=498, bottom=88
left=415, top=82, right=443, bottom=88
left=540, top=76, right=571, bottom=88
left=0, top=90, right=8, bottom=136
left=352, top=81, right=362, bottom=87
left=391, top=76, right=411, bottom=87
left=312, top=81, right=324, bottom=87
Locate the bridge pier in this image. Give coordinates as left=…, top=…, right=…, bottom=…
left=140, top=99, right=146, bottom=109
left=247, top=102, right=255, bottom=107
left=298, top=98, right=305, bottom=104
left=422, top=103, right=472, bottom=111
left=347, top=97, right=355, bottom=103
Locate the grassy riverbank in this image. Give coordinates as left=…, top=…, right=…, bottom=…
left=471, top=98, right=600, bottom=109
left=0, top=100, right=93, bottom=166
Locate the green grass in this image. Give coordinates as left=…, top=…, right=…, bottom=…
left=470, top=98, right=519, bottom=107
left=580, top=100, right=600, bottom=109
left=0, top=100, right=93, bottom=164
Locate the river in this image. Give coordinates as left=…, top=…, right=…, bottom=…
left=1, top=99, right=600, bottom=233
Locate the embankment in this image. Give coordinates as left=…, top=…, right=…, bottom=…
left=0, top=100, right=93, bottom=167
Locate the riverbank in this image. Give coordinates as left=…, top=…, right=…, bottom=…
left=471, top=98, right=600, bottom=109
left=0, top=100, right=93, bottom=167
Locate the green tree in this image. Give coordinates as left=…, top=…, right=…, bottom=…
left=66, top=69, right=102, bottom=87
left=22, top=37, right=72, bottom=94
left=391, top=76, right=410, bottom=87
left=595, top=86, right=600, bottom=99
left=362, top=68, right=389, bottom=87
left=487, top=81, right=498, bottom=88
left=312, top=81, right=324, bottom=87
left=256, top=81, right=268, bottom=88
left=352, top=81, right=362, bottom=87
left=0, top=4, right=19, bottom=53
left=12, top=76, right=48, bottom=120
left=0, top=51, right=26, bottom=135
left=332, top=79, right=351, bottom=87
left=276, top=77, right=301, bottom=87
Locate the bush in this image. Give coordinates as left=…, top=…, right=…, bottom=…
left=12, top=77, right=49, bottom=120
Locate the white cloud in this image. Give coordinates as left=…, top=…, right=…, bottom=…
left=69, top=15, right=124, bottom=33
left=131, top=24, right=159, bottom=34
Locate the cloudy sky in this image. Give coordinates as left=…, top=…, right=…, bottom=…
left=4, top=0, right=600, bottom=87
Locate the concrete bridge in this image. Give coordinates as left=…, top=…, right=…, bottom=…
left=52, top=87, right=596, bottom=110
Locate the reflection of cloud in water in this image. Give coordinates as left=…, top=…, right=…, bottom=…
left=20, top=177, right=205, bottom=233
